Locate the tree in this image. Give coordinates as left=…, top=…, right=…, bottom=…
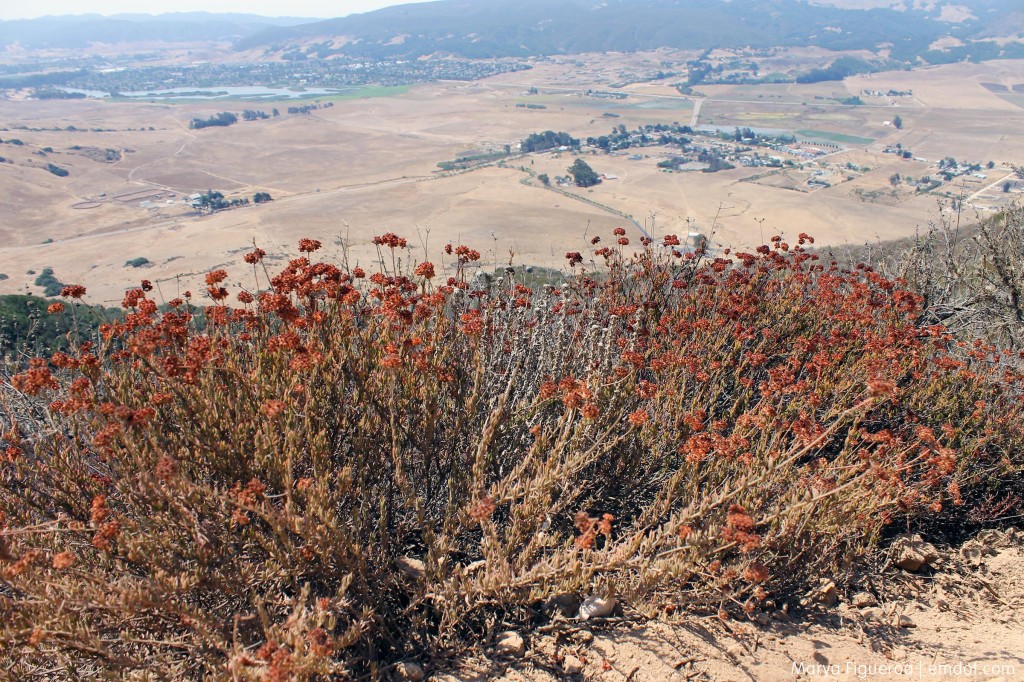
left=254, top=192, right=273, bottom=204
left=194, top=190, right=228, bottom=213
left=889, top=173, right=901, bottom=186
left=893, top=115, right=903, bottom=130
left=537, top=173, right=550, bottom=186
left=189, top=112, right=238, bottom=130
left=568, top=159, right=601, bottom=188
left=1004, top=181, right=1013, bottom=193
left=521, top=131, right=579, bottom=153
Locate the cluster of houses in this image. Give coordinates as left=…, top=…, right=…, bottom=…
left=861, top=89, right=912, bottom=98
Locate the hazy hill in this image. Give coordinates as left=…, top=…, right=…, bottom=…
left=3, top=1, right=1020, bottom=62
left=0, top=13, right=320, bottom=50
left=234, top=0, right=1023, bottom=60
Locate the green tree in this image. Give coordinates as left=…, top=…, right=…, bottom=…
left=568, top=158, right=601, bottom=188
left=33, top=268, right=65, bottom=297
left=538, top=173, right=550, bottom=186
left=189, top=112, right=238, bottom=130
left=893, top=115, right=903, bottom=129
left=521, top=131, right=579, bottom=153
left=890, top=173, right=901, bottom=186
left=194, top=190, right=228, bottom=213
left=254, top=192, right=273, bottom=204
left=1004, top=181, right=1013, bottom=193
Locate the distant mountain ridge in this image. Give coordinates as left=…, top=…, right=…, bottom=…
left=1, top=1, right=1020, bottom=61
left=233, top=0, right=1024, bottom=60
left=0, top=13, right=320, bottom=49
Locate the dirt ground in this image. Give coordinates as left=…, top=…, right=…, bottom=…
left=436, top=529, right=1024, bottom=682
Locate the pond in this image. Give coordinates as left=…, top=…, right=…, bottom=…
left=60, top=86, right=354, bottom=100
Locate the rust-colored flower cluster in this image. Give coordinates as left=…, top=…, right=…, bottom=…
left=574, top=511, right=614, bottom=549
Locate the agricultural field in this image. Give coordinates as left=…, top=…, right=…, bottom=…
left=1, top=51, right=1023, bottom=305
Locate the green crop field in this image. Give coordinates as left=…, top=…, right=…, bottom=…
left=795, top=129, right=875, bottom=146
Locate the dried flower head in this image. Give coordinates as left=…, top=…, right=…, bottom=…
left=867, top=377, right=895, bottom=398
left=469, top=496, right=497, bottom=524
left=627, top=409, right=649, bottom=427
left=743, top=562, right=769, bottom=583
left=261, top=400, right=287, bottom=419
left=52, top=552, right=76, bottom=570
left=60, top=285, right=87, bottom=299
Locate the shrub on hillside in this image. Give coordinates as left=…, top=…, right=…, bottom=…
left=0, top=294, right=120, bottom=359
left=879, top=203, right=1024, bottom=353
left=32, top=267, right=65, bottom=297
left=1, top=232, right=1022, bottom=678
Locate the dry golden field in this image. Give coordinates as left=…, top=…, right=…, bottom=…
left=1, top=52, right=1023, bottom=305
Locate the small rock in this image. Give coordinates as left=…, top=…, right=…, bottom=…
left=811, top=579, right=839, bottom=607
left=861, top=607, right=884, bottom=622
left=394, top=662, right=424, bottom=681
left=573, top=630, right=595, bottom=645
left=892, top=534, right=940, bottom=572
left=755, top=611, right=771, bottom=626
left=495, top=631, right=525, bottom=657
left=562, top=654, right=584, bottom=674
left=544, top=593, right=582, bottom=618
left=976, top=529, right=1007, bottom=547
left=853, top=592, right=878, bottom=608
left=961, top=542, right=985, bottom=566
left=898, top=615, right=917, bottom=628
left=935, top=598, right=950, bottom=612
left=578, top=595, right=617, bottom=620
left=395, top=556, right=425, bottom=580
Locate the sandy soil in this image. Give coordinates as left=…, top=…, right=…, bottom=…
left=436, top=529, right=1024, bottom=681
